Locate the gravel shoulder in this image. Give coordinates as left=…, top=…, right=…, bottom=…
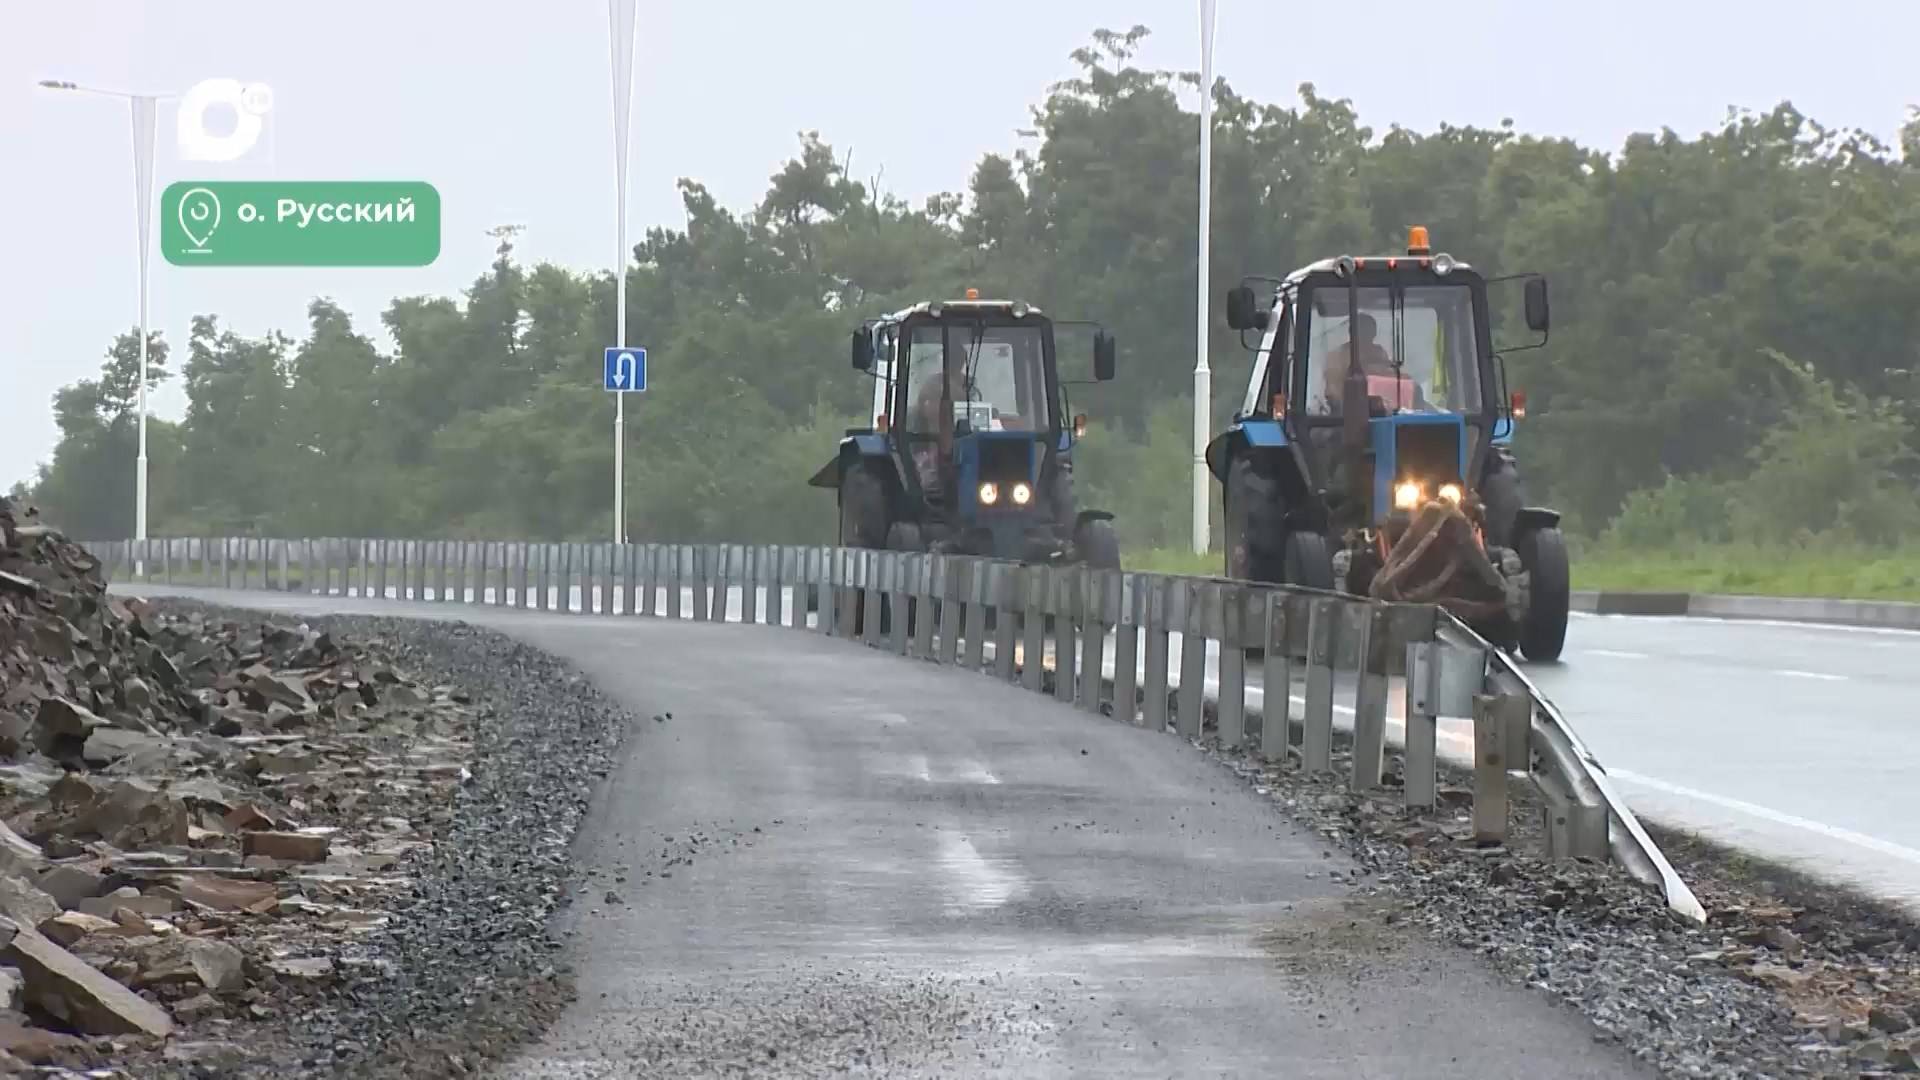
left=1198, top=726, right=1920, bottom=1077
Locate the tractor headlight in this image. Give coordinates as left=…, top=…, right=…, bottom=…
left=1432, top=253, right=1456, bottom=276
left=1011, top=482, right=1033, bottom=506
left=978, top=482, right=1000, bottom=506
left=1393, top=481, right=1422, bottom=511
left=1438, top=483, right=1463, bottom=505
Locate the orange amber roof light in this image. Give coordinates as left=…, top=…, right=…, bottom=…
left=1407, top=226, right=1431, bottom=255
left=965, top=287, right=980, bottom=300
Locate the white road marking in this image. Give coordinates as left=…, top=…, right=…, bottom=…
left=949, top=762, right=1001, bottom=785
left=1607, top=769, right=1920, bottom=868
left=934, top=831, right=1023, bottom=910
left=1584, top=648, right=1650, bottom=660
left=1778, top=670, right=1846, bottom=682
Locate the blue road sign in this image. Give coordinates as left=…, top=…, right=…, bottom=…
left=603, top=347, right=647, bottom=392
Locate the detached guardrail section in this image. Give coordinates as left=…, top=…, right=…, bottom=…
left=87, top=536, right=1705, bottom=924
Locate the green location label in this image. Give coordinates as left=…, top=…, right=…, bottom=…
left=160, top=181, right=440, bottom=267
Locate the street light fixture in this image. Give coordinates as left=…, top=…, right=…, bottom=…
left=35, top=79, right=175, bottom=565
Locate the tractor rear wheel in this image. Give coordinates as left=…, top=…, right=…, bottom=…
left=1282, top=531, right=1336, bottom=591
left=838, top=464, right=890, bottom=550
left=1075, top=518, right=1121, bottom=571
left=1517, top=526, right=1570, bottom=662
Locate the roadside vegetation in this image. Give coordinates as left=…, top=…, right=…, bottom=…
left=15, top=26, right=1920, bottom=602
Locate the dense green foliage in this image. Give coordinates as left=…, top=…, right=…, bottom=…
left=21, top=29, right=1920, bottom=557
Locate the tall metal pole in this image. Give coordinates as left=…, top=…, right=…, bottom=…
left=131, top=97, right=157, bottom=561
left=608, top=0, right=637, bottom=544
left=1192, top=0, right=1218, bottom=555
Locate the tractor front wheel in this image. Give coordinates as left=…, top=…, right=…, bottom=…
left=1282, top=531, right=1336, bottom=591
left=1225, top=456, right=1286, bottom=582
left=839, top=464, right=891, bottom=550
left=1517, top=526, right=1570, bottom=662
left=1075, top=518, right=1122, bottom=571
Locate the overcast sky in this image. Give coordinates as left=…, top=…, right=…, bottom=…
left=4, top=1, right=1914, bottom=489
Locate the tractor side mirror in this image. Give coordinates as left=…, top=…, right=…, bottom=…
left=850, top=329, right=873, bottom=371
left=1524, top=278, right=1550, bottom=334
left=1093, top=331, right=1117, bottom=381
left=1224, top=285, right=1265, bottom=331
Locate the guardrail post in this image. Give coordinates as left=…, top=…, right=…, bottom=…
left=639, top=545, right=656, bottom=617
left=159, top=536, right=172, bottom=585
left=1259, top=592, right=1295, bottom=760
left=1019, top=566, right=1046, bottom=689
left=908, top=555, right=932, bottom=658
left=860, top=550, right=883, bottom=646
left=1404, top=642, right=1439, bottom=809
left=1112, top=574, right=1140, bottom=724
left=618, top=543, right=634, bottom=615
left=1350, top=605, right=1390, bottom=791
left=1217, top=585, right=1248, bottom=748
left=741, top=546, right=759, bottom=624
left=992, top=564, right=1019, bottom=681
left=1051, top=568, right=1078, bottom=704
left=933, top=556, right=960, bottom=664
left=567, top=543, right=581, bottom=613
left=1175, top=580, right=1206, bottom=739
left=1471, top=693, right=1526, bottom=844
left=881, top=554, right=905, bottom=653
left=1081, top=570, right=1112, bottom=716
left=805, top=548, right=825, bottom=634
left=832, top=549, right=856, bottom=638
left=772, top=547, right=791, bottom=628
left=1142, top=577, right=1171, bottom=731
left=716, top=546, right=734, bottom=622
left=961, top=562, right=988, bottom=671
left=675, top=542, right=690, bottom=619
left=527, top=544, right=542, bottom=610
left=596, top=542, right=612, bottom=614
left=698, top=546, right=716, bottom=622
left=1302, top=599, right=1337, bottom=772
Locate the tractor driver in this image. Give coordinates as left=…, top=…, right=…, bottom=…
left=1323, top=312, right=1429, bottom=413
left=909, top=357, right=970, bottom=498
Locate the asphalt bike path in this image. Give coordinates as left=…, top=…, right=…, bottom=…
left=116, top=584, right=1638, bottom=1078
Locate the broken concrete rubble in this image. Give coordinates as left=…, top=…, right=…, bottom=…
left=241, top=831, right=330, bottom=863
left=2, top=495, right=486, bottom=1070
left=0, top=917, right=174, bottom=1038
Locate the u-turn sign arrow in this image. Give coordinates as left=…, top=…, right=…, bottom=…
left=603, top=347, right=648, bottom=392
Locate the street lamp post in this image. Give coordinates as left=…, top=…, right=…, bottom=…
left=37, top=81, right=170, bottom=564
left=608, top=0, right=638, bottom=545
left=1192, top=0, right=1219, bottom=556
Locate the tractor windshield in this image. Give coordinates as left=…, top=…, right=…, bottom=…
left=1303, top=284, right=1482, bottom=417
left=902, top=322, right=1051, bottom=435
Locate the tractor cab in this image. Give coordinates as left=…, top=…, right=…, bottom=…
left=1211, top=228, right=1570, bottom=661
left=811, top=290, right=1122, bottom=567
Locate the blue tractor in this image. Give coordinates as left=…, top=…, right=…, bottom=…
left=1208, top=227, right=1570, bottom=661
left=810, top=291, right=1122, bottom=568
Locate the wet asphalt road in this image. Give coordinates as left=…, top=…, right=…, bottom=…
left=116, top=586, right=1637, bottom=1078
left=1535, top=612, right=1920, bottom=909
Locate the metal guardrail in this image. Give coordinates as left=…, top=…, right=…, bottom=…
left=86, top=536, right=1705, bottom=924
